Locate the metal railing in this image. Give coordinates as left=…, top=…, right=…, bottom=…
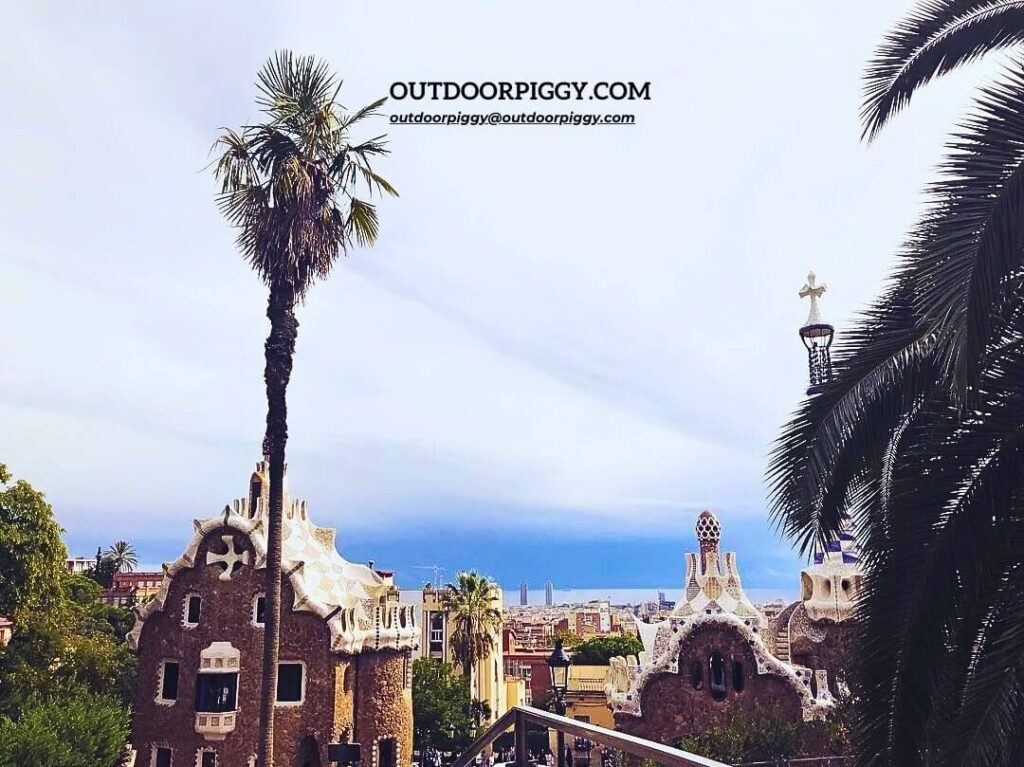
left=450, top=706, right=729, bottom=767
left=734, top=759, right=850, bottom=766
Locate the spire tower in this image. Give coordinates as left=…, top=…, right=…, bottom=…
left=798, top=271, right=835, bottom=394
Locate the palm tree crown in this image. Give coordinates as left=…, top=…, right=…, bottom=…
left=442, top=571, right=503, bottom=678
left=105, top=540, right=138, bottom=573
left=213, top=50, right=397, bottom=299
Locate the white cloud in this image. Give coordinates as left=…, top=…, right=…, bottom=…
left=0, top=1, right=995, bottom=547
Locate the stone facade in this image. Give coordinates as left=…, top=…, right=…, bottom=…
left=615, top=623, right=805, bottom=742
left=129, top=462, right=417, bottom=767
left=607, top=510, right=860, bottom=749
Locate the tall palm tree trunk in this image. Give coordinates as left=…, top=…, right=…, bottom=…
left=258, top=285, right=297, bottom=767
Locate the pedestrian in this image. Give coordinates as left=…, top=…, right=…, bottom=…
left=565, top=747, right=574, bottom=767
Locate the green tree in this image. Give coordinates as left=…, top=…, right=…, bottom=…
left=0, top=601, right=137, bottom=717
left=104, top=540, right=137, bottom=573
left=0, top=468, right=135, bottom=752
left=770, top=7, right=1024, bottom=767
left=213, top=51, right=397, bottom=767
left=86, top=556, right=117, bottom=589
left=412, top=658, right=474, bottom=754
left=570, top=635, right=642, bottom=665
left=678, top=709, right=806, bottom=764
left=552, top=628, right=582, bottom=648
left=442, top=571, right=503, bottom=688
left=0, top=463, right=66, bottom=620
left=0, top=695, right=129, bottom=767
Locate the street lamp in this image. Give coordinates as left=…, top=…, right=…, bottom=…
left=547, top=638, right=572, bottom=767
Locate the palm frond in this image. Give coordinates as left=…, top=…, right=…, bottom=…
left=862, top=1, right=1024, bottom=139
left=909, top=63, right=1024, bottom=391
left=339, top=97, right=388, bottom=130
left=347, top=198, right=379, bottom=247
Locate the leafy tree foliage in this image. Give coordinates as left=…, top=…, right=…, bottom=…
left=412, top=658, right=475, bottom=753
left=86, top=556, right=118, bottom=589
left=552, top=629, right=582, bottom=648
left=0, top=463, right=66, bottom=620
left=0, top=695, right=129, bottom=767
left=679, top=707, right=847, bottom=764
left=570, top=634, right=643, bottom=665
left=0, top=582, right=137, bottom=718
left=0, top=463, right=135, bottom=758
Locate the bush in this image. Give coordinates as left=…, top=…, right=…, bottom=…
left=679, top=709, right=805, bottom=764
left=571, top=634, right=643, bottom=665
left=0, top=695, right=129, bottom=767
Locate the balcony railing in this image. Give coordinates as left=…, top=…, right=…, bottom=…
left=451, top=706, right=729, bottom=767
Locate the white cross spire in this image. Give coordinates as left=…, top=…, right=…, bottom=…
left=799, top=271, right=827, bottom=326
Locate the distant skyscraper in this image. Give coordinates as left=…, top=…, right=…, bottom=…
left=545, top=581, right=554, bottom=606
left=658, top=590, right=666, bottom=604
left=520, top=581, right=528, bottom=606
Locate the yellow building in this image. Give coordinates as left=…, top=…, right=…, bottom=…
left=565, top=665, right=614, bottom=729
left=420, top=586, right=508, bottom=724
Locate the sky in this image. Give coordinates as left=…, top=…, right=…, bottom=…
left=0, top=2, right=1000, bottom=597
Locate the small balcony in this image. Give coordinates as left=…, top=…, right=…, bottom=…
left=194, top=711, right=237, bottom=741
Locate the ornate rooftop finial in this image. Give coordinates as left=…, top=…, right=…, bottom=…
left=695, top=509, right=721, bottom=546
left=798, top=271, right=835, bottom=394
left=799, top=271, right=827, bottom=327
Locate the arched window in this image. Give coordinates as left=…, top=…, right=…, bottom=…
left=709, top=652, right=727, bottom=701
left=689, top=660, right=703, bottom=690
left=732, top=660, right=744, bottom=692
left=249, top=472, right=262, bottom=517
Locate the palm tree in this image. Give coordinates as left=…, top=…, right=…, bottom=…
left=770, top=6, right=1024, bottom=765
left=442, top=572, right=503, bottom=701
left=212, top=51, right=396, bottom=767
left=104, top=540, right=138, bottom=573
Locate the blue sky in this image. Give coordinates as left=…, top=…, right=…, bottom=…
left=0, top=2, right=998, bottom=596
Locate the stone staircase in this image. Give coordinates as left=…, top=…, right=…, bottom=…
left=776, top=624, right=791, bottom=663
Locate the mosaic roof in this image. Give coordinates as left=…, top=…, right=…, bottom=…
left=127, top=461, right=417, bottom=655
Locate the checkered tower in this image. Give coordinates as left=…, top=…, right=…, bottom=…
left=695, top=509, right=722, bottom=573
left=672, top=510, right=763, bottom=627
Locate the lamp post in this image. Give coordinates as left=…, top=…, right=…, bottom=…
left=547, top=638, right=572, bottom=767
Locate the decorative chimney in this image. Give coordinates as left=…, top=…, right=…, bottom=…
left=694, top=509, right=722, bottom=575
left=798, top=271, right=834, bottom=394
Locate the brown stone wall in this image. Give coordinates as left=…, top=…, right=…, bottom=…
left=130, top=526, right=410, bottom=767
left=789, top=613, right=855, bottom=697
left=614, top=624, right=804, bottom=745
left=354, top=650, right=414, bottom=767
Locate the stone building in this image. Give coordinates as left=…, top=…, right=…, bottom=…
left=102, top=570, right=165, bottom=607
left=128, top=461, right=418, bottom=767
left=777, top=518, right=860, bottom=696
left=605, top=510, right=859, bottom=746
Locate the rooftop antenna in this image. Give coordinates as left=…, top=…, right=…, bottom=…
left=413, top=564, right=444, bottom=590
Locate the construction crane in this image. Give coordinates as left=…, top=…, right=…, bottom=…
left=413, top=564, right=445, bottom=590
